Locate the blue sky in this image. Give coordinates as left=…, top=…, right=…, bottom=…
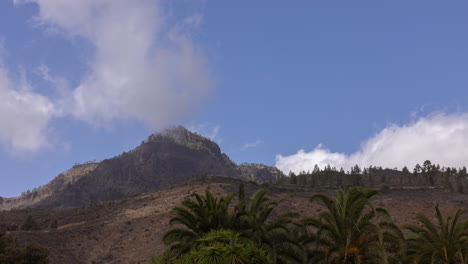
left=0, top=0, right=468, bottom=196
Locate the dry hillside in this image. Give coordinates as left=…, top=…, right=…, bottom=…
left=0, top=176, right=466, bottom=264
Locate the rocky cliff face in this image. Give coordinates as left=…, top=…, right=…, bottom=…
left=0, top=126, right=282, bottom=209
left=238, top=163, right=284, bottom=182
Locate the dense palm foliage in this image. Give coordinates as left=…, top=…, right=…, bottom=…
left=300, top=187, right=404, bottom=264
left=154, top=230, right=272, bottom=264
left=162, top=185, right=300, bottom=263
left=163, top=191, right=236, bottom=255
left=157, top=184, right=467, bottom=264
left=404, top=205, right=468, bottom=264
left=234, top=187, right=302, bottom=263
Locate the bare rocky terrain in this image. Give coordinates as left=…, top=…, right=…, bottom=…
left=0, top=176, right=466, bottom=264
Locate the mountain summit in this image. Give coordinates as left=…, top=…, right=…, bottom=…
left=0, top=127, right=283, bottom=209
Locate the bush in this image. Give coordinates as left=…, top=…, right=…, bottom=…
left=21, top=216, right=39, bottom=231
left=152, top=230, right=272, bottom=264
left=11, top=244, right=49, bottom=264
left=49, top=220, right=58, bottom=230
left=0, top=231, right=49, bottom=264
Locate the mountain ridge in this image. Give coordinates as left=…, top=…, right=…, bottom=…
left=0, top=126, right=283, bottom=209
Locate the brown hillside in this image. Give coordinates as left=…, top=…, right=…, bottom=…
left=1, top=177, right=466, bottom=264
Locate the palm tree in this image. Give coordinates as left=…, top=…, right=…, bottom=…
left=403, top=204, right=468, bottom=264
left=302, top=186, right=404, bottom=264
left=162, top=184, right=301, bottom=263
left=365, top=218, right=406, bottom=264
left=163, top=190, right=236, bottom=256
left=234, top=184, right=303, bottom=264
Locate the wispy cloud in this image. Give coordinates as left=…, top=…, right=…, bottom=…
left=0, top=45, right=56, bottom=152
left=1, top=0, right=212, bottom=152
left=275, top=113, right=468, bottom=173
left=241, top=140, right=263, bottom=151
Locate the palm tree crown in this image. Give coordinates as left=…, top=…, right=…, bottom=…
left=163, top=190, right=235, bottom=255
left=162, top=184, right=301, bottom=263
left=404, top=204, right=468, bottom=264
left=302, top=186, right=404, bottom=264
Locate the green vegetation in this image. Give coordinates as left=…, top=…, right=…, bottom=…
left=404, top=205, right=467, bottom=264
left=21, top=215, right=39, bottom=231
left=161, top=185, right=300, bottom=263
left=276, top=160, right=468, bottom=194
left=153, top=184, right=468, bottom=264
left=0, top=231, right=49, bottom=264
left=301, top=187, right=405, bottom=263
left=49, top=219, right=58, bottom=230
left=162, top=190, right=235, bottom=254
left=152, top=230, right=272, bottom=264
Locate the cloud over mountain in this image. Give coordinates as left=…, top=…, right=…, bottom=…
left=275, top=113, right=468, bottom=173
left=1, top=0, right=212, bottom=152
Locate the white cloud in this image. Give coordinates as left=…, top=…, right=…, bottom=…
left=0, top=63, right=56, bottom=152
left=275, top=113, right=468, bottom=173
left=22, top=0, right=213, bottom=128
left=241, top=140, right=263, bottom=151
left=1, top=0, right=212, bottom=152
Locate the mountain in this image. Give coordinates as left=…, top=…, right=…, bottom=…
left=0, top=126, right=283, bottom=209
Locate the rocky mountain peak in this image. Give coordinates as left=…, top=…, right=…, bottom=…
left=146, top=126, right=221, bottom=155
left=0, top=126, right=283, bottom=209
